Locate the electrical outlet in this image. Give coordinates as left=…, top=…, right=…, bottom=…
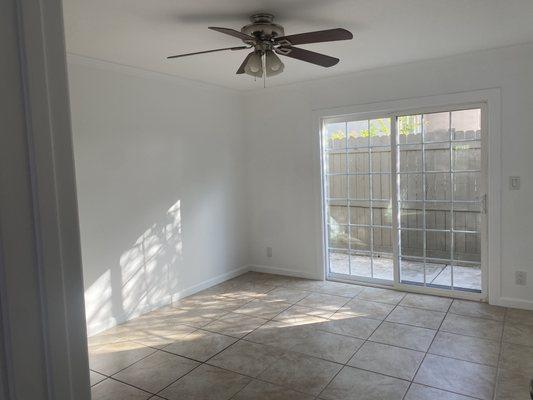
left=267, top=246, right=272, bottom=258
left=515, top=270, right=527, bottom=286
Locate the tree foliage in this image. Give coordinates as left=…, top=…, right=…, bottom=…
left=327, top=116, right=423, bottom=142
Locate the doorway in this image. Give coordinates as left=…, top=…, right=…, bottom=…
left=322, top=106, right=486, bottom=296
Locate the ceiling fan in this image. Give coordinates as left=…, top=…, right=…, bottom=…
left=167, top=13, right=353, bottom=79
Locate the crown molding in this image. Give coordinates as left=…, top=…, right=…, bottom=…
left=66, top=53, right=241, bottom=94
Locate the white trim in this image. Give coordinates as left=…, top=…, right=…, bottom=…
left=498, top=297, right=533, bottom=311
left=249, top=265, right=323, bottom=280
left=328, top=275, right=487, bottom=301
left=87, top=266, right=250, bottom=336
left=484, top=93, right=503, bottom=307
left=66, top=53, right=239, bottom=94
left=171, top=266, right=251, bottom=302
left=313, top=88, right=502, bottom=305
left=312, top=116, right=328, bottom=281
left=86, top=295, right=173, bottom=337
left=1, top=0, right=90, bottom=398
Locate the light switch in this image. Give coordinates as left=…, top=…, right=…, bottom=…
left=510, top=176, right=521, bottom=190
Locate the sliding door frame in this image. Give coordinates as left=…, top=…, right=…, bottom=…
left=313, top=89, right=501, bottom=303
left=322, top=110, right=396, bottom=286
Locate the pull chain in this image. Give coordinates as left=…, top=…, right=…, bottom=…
left=262, top=52, right=266, bottom=88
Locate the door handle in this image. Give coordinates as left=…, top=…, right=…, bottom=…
left=477, top=194, right=487, bottom=214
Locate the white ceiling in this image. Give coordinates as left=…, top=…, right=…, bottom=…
left=63, top=0, right=533, bottom=90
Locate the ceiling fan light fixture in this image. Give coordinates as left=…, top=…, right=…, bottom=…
left=167, top=17, right=354, bottom=81
left=265, top=50, right=284, bottom=76
left=244, top=52, right=263, bottom=77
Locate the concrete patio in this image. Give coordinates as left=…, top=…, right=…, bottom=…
left=329, top=253, right=481, bottom=291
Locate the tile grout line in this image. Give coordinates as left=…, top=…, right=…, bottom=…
left=314, top=290, right=404, bottom=399
left=491, top=306, right=508, bottom=400
left=164, top=285, right=449, bottom=396
left=152, top=282, right=283, bottom=399
left=91, top=282, right=276, bottom=398
left=154, top=283, right=325, bottom=400
left=90, top=275, right=510, bottom=400
left=224, top=282, right=359, bottom=399
left=400, top=298, right=454, bottom=400
left=394, top=299, right=498, bottom=399
left=223, top=283, right=366, bottom=398
left=242, top=278, right=508, bottom=399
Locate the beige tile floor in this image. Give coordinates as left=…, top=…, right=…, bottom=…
left=88, top=272, right=533, bottom=400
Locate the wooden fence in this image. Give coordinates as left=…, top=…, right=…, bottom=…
left=326, top=135, right=481, bottom=263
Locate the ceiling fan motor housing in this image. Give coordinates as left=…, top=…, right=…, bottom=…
left=241, top=13, right=285, bottom=42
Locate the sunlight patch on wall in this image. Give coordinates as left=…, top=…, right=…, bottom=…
left=85, top=200, right=183, bottom=335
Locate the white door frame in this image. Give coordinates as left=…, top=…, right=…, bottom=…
left=0, top=0, right=90, bottom=398
left=313, top=89, right=502, bottom=304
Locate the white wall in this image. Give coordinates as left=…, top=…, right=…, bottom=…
left=244, top=43, right=533, bottom=309
left=69, top=42, right=533, bottom=336
left=68, top=58, right=247, bottom=335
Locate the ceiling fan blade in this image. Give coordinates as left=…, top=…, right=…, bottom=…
left=167, top=46, right=248, bottom=59
left=236, top=52, right=254, bottom=74
left=274, top=28, right=353, bottom=46
left=208, top=27, right=255, bottom=42
left=275, top=46, right=339, bottom=67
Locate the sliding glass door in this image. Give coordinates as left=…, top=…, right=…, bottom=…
left=323, top=117, right=393, bottom=284
left=322, top=107, right=485, bottom=294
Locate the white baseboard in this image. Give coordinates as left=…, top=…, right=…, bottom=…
left=87, top=265, right=250, bottom=337
left=248, top=264, right=322, bottom=281
left=86, top=294, right=172, bottom=336
left=170, top=266, right=250, bottom=303
left=496, top=296, right=533, bottom=311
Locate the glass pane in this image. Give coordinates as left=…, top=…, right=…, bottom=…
left=372, top=255, right=394, bottom=281
left=426, top=172, right=451, bottom=201
left=400, top=256, right=425, bottom=284
left=349, top=175, right=370, bottom=200
left=350, top=253, right=371, bottom=278
left=399, top=145, right=422, bottom=172
left=324, top=122, right=346, bottom=149
left=425, top=206, right=451, bottom=230
left=328, top=201, right=348, bottom=225
left=454, top=232, right=481, bottom=263
left=400, top=174, right=423, bottom=201
left=373, top=205, right=392, bottom=227
left=451, top=264, right=481, bottom=291
left=452, top=109, right=481, bottom=140
left=350, top=226, right=371, bottom=251
left=427, top=260, right=451, bottom=288
left=324, top=110, right=483, bottom=289
left=372, top=174, right=391, bottom=200
left=349, top=203, right=370, bottom=225
left=400, top=229, right=424, bottom=257
left=326, top=151, right=346, bottom=174
left=369, top=118, right=391, bottom=146
left=329, top=250, right=349, bottom=275
left=426, top=231, right=451, bottom=259
left=425, top=143, right=450, bottom=172
left=423, top=112, right=450, bottom=142
left=347, top=120, right=369, bottom=148
left=400, top=205, right=423, bottom=229
left=373, top=227, right=392, bottom=254
left=453, top=141, right=481, bottom=171
left=371, top=148, right=391, bottom=173
left=348, top=149, right=369, bottom=173
left=453, top=209, right=480, bottom=232
left=327, top=175, right=347, bottom=198
left=328, top=224, right=349, bottom=249
left=398, top=115, right=422, bottom=144
left=454, top=172, right=481, bottom=201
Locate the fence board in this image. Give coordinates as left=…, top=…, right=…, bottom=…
left=326, top=141, right=481, bottom=263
